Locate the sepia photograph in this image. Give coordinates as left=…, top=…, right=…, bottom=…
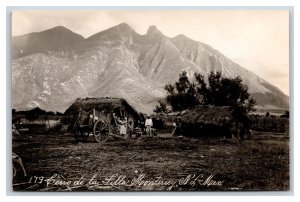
left=11, top=9, right=290, bottom=192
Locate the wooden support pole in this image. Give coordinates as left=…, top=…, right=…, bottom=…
left=93, top=108, right=95, bottom=123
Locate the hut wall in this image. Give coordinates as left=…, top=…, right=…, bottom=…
left=181, top=123, right=231, bottom=138
left=179, top=105, right=237, bottom=138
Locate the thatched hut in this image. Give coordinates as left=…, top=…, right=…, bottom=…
left=63, top=97, right=141, bottom=128
left=179, top=105, right=242, bottom=138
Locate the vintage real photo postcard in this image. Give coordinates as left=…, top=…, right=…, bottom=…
left=11, top=10, right=290, bottom=191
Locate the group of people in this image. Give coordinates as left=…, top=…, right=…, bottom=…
left=112, top=113, right=183, bottom=137
left=112, top=113, right=128, bottom=136
left=112, top=113, right=154, bottom=137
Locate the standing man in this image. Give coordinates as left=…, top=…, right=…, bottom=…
left=145, top=115, right=153, bottom=137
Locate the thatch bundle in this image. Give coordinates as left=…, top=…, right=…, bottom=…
left=179, top=105, right=237, bottom=138
left=181, top=105, right=234, bottom=126
left=61, top=97, right=141, bottom=128
left=64, top=97, right=140, bottom=118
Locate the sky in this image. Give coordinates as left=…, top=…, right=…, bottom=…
left=12, top=10, right=289, bottom=95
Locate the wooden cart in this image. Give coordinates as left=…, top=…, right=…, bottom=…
left=72, top=108, right=139, bottom=143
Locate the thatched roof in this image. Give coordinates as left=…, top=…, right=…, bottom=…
left=64, top=97, right=141, bottom=120
left=181, top=105, right=234, bottom=126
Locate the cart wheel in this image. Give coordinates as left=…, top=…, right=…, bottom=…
left=93, top=120, right=109, bottom=143
left=74, top=130, right=89, bottom=142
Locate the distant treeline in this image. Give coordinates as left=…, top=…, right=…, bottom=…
left=249, top=115, right=289, bottom=133
left=12, top=107, right=64, bottom=121
left=12, top=108, right=64, bottom=131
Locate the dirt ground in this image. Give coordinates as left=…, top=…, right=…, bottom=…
left=12, top=130, right=289, bottom=191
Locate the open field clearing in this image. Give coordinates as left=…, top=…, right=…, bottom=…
left=12, top=131, right=289, bottom=191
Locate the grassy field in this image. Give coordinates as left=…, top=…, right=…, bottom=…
left=12, top=130, right=289, bottom=191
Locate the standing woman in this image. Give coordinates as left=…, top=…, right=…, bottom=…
left=119, top=117, right=127, bottom=137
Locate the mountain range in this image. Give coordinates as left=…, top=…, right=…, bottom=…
left=12, top=23, right=289, bottom=114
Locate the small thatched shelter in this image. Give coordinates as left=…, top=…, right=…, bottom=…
left=179, top=105, right=242, bottom=138
left=63, top=97, right=141, bottom=126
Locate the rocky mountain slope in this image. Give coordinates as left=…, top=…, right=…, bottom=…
left=12, top=23, right=289, bottom=113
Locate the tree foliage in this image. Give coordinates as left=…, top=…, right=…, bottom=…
left=153, top=101, right=169, bottom=114
left=155, top=71, right=256, bottom=114
left=164, top=71, right=198, bottom=111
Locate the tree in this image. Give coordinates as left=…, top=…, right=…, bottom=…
left=154, top=101, right=168, bottom=114
left=25, top=107, right=48, bottom=120
left=194, top=72, right=208, bottom=104
left=163, top=71, right=198, bottom=111
left=206, top=72, right=255, bottom=114
left=154, top=70, right=255, bottom=114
